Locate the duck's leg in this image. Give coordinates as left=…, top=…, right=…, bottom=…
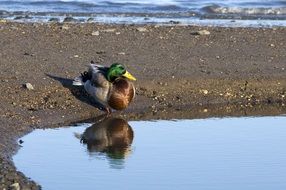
left=103, top=107, right=112, bottom=115
left=94, top=100, right=112, bottom=114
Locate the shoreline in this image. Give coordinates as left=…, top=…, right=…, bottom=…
left=2, top=18, right=286, bottom=28
left=0, top=22, right=286, bottom=189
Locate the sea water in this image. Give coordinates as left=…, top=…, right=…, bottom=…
left=0, top=0, right=286, bottom=26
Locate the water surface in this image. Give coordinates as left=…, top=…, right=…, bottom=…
left=14, top=116, right=286, bottom=190
left=1, top=0, right=286, bottom=27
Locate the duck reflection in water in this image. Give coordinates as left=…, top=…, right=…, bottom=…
left=78, top=116, right=134, bottom=168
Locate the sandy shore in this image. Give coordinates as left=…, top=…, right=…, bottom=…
left=0, top=22, right=286, bottom=189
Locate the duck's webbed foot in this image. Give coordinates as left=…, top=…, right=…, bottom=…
left=92, top=100, right=111, bottom=114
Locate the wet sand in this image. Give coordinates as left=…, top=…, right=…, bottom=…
left=0, top=22, right=286, bottom=189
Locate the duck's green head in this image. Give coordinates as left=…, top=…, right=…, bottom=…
left=107, top=63, right=136, bottom=82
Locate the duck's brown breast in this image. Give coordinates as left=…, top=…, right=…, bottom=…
left=108, top=78, right=135, bottom=110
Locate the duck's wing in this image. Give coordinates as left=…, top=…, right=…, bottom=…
left=88, top=64, right=109, bottom=74
left=73, top=64, right=109, bottom=86
left=88, top=64, right=110, bottom=87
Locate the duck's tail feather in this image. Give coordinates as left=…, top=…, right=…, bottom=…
left=72, top=76, right=84, bottom=86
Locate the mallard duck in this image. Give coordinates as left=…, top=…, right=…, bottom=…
left=73, top=63, right=136, bottom=113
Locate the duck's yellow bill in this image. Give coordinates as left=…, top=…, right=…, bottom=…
left=123, top=71, right=136, bottom=81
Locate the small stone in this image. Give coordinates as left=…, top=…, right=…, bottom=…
left=87, top=17, right=94, bottom=22
left=169, top=20, right=180, bottom=24
left=49, top=18, right=60, bottom=22
left=61, top=25, right=69, bottom=30
left=91, top=31, right=99, bottom=36
left=270, top=44, right=275, bottom=47
left=10, top=183, right=20, bottom=190
left=14, top=16, right=24, bottom=20
left=201, top=89, right=208, bottom=95
left=225, top=92, right=232, bottom=97
left=0, top=19, right=7, bottom=23
left=74, top=55, right=79, bottom=58
left=96, top=51, right=105, bottom=54
left=118, top=52, right=125, bottom=55
left=137, top=27, right=147, bottom=32
left=115, top=32, right=121, bottom=35
left=203, top=109, right=208, bottom=113
left=63, top=17, right=77, bottom=22
left=24, top=83, right=34, bottom=90
left=191, top=30, right=210, bottom=35
left=102, top=28, right=116, bottom=33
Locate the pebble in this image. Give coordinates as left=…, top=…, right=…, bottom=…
left=63, top=17, right=77, bottom=22
left=0, top=19, right=7, bottom=23
left=84, top=17, right=92, bottom=22
left=61, top=25, right=69, bottom=30
left=102, top=28, right=116, bottom=33
left=191, top=30, right=210, bottom=35
left=91, top=31, right=99, bottom=36
left=49, top=18, right=60, bottom=22
left=14, top=15, right=31, bottom=20
left=201, top=89, right=208, bottom=95
left=10, top=183, right=20, bottom=190
left=24, top=83, right=34, bottom=90
left=137, top=27, right=148, bottom=32
left=169, top=20, right=180, bottom=24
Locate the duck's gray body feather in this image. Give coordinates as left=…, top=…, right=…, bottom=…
left=73, top=64, right=112, bottom=107
left=85, top=64, right=111, bottom=106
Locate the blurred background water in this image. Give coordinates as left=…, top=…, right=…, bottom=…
left=1, top=0, right=286, bottom=26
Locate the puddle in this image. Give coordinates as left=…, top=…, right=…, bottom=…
left=14, top=116, right=286, bottom=190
